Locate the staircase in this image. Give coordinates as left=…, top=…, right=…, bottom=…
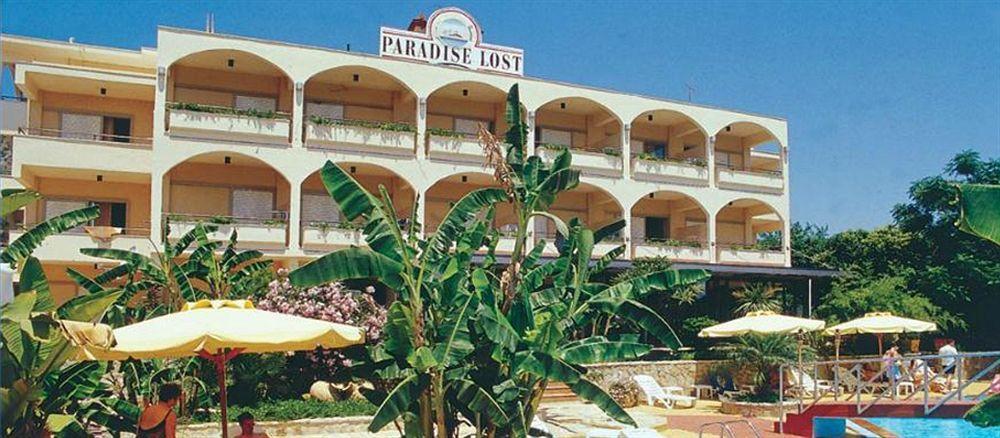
left=541, top=382, right=579, bottom=402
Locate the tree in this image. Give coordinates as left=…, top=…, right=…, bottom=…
left=732, top=283, right=782, bottom=316
left=1, top=189, right=130, bottom=436
left=720, top=333, right=810, bottom=401
left=287, top=84, right=709, bottom=437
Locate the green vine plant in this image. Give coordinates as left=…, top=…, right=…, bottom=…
left=167, top=102, right=283, bottom=120
left=308, top=115, right=416, bottom=133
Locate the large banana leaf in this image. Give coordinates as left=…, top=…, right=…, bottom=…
left=289, top=247, right=404, bottom=290
left=423, top=187, right=508, bottom=265
left=567, top=378, right=635, bottom=426
left=591, top=299, right=683, bottom=349
left=558, top=338, right=651, bottom=364
left=79, top=248, right=167, bottom=284
left=449, top=379, right=510, bottom=426
left=318, top=161, right=407, bottom=262
left=593, top=268, right=711, bottom=303
left=1, top=189, right=41, bottom=217
left=2, top=205, right=100, bottom=265
left=368, top=373, right=427, bottom=432
left=956, top=184, right=1000, bottom=245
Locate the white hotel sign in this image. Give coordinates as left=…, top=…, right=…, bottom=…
left=380, top=8, right=524, bottom=76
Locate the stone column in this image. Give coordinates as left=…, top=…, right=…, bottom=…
left=707, top=209, right=718, bottom=264
left=782, top=215, right=792, bottom=267
left=526, top=110, right=536, bottom=157
left=416, top=97, right=427, bottom=160
left=707, top=135, right=717, bottom=188
left=622, top=123, right=632, bottom=179
left=623, top=213, right=633, bottom=260
left=150, top=170, right=165, bottom=245
left=781, top=144, right=790, bottom=192
left=292, top=81, right=305, bottom=148
left=288, top=181, right=302, bottom=251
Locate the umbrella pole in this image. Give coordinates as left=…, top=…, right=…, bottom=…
left=797, top=331, right=804, bottom=398
left=877, top=333, right=883, bottom=356
left=219, top=354, right=229, bottom=438
left=834, top=334, right=841, bottom=398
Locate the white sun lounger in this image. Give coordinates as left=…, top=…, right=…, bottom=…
left=632, top=374, right=697, bottom=409
left=788, top=368, right=834, bottom=398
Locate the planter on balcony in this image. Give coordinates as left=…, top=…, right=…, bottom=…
left=717, top=247, right=786, bottom=265
left=168, top=220, right=287, bottom=248
left=306, top=122, right=415, bottom=154
left=632, top=159, right=709, bottom=183
left=716, top=168, right=784, bottom=192
left=301, top=226, right=364, bottom=249
left=168, top=109, right=290, bottom=144
left=427, top=134, right=485, bottom=161
left=537, top=147, right=622, bottom=176
left=633, top=243, right=709, bottom=261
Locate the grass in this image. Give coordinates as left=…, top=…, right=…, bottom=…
left=188, top=398, right=377, bottom=423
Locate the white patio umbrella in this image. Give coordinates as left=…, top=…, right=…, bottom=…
left=823, top=311, right=937, bottom=360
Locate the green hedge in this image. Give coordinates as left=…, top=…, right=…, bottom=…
left=189, top=398, right=377, bottom=423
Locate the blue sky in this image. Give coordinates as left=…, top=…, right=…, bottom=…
left=2, top=1, right=998, bottom=232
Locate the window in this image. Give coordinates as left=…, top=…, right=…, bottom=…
left=644, top=217, right=669, bottom=240
left=716, top=151, right=736, bottom=168
left=102, top=117, right=131, bottom=142
left=307, top=102, right=344, bottom=120
left=454, top=118, right=488, bottom=136
left=644, top=142, right=667, bottom=159
left=88, top=201, right=127, bottom=228
left=234, top=95, right=277, bottom=112
left=538, top=128, right=572, bottom=147
left=231, top=189, right=274, bottom=219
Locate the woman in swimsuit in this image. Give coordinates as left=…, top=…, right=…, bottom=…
left=137, top=382, right=182, bottom=438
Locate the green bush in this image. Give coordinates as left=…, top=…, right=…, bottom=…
left=426, top=127, right=467, bottom=138
left=189, top=398, right=377, bottom=423
left=308, top=115, right=415, bottom=132
left=168, top=102, right=282, bottom=119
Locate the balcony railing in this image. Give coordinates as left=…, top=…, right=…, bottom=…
left=535, top=143, right=623, bottom=175
left=631, top=153, right=709, bottom=183
left=716, top=243, right=785, bottom=265
left=165, top=213, right=288, bottom=248
left=300, top=220, right=364, bottom=249
left=305, top=117, right=416, bottom=154
left=632, top=238, right=710, bottom=261
left=167, top=102, right=291, bottom=144
left=715, top=164, right=784, bottom=191
left=8, top=225, right=153, bottom=262
left=426, top=129, right=489, bottom=161
left=17, top=127, right=152, bottom=146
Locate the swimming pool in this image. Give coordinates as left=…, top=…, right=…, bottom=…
left=859, top=417, right=999, bottom=437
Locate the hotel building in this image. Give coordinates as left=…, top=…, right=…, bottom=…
left=2, top=8, right=830, bottom=304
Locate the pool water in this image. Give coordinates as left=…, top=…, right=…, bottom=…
left=862, top=417, right=1000, bottom=437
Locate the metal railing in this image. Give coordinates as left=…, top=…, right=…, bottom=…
left=777, top=350, right=1000, bottom=434
left=165, top=212, right=289, bottom=227
left=17, top=127, right=152, bottom=145
left=11, top=224, right=150, bottom=238
left=715, top=163, right=782, bottom=177
left=633, top=237, right=706, bottom=248
left=167, top=102, right=291, bottom=120
left=697, top=419, right=761, bottom=438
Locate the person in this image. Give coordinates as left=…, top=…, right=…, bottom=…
left=235, top=412, right=269, bottom=438
left=137, top=382, right=181, bottom=438
left=988, top=373, right=1000, bottom=395
left=938, top=339, right=958, bottom=390
left=882, top=345, right=903, bottom=382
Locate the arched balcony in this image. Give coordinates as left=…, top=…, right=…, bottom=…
left=713, top=122, right=784, bottom=191
left=425, top=81, right=511, bottom=162
left=630, top=191, right=709, bottom=262
left=165, top=50, right=293, bottom=145
left=543, top=182, right=624, bottom=256
left=535, top=97, right=623, bottom=176
left=424, top=172, right=515, bottom=249
left=630, top=110, right=709, bottom=184
left=299, top=163, right=415, bottom=252
left=714, top=198, right=785, bottom=265
left=161, top=152, right=290, bottom=250
left=302, top=66, right=417, bottom=155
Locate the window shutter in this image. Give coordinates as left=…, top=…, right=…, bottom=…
left=234, top=96, right=277, bottom=112
left=231, top=189, right=274, bottom=219
left=302, top=193, right=341, bottom=224
left=60, top=113, right=102, bottom=140
left=306, top=103, right=344, bottom=120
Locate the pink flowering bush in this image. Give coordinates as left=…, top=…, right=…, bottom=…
left=258, top=270, right=387, bottom=377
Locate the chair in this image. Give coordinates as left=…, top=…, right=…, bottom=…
left=788, top=368, right=834, bottom=398
left=632, top=374, right=697, bottom=409
left=834, top=366, right=880, bottom=395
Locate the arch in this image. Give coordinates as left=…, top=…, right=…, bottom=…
left=546, top=181, right=624, bottom=233
left=630, top=109, right=710, bottom=161
left=534, top=96, right=623, bottom=126
left=630, top=190, right=709, bottom=246
left=300, top=162, right=416, bottom=224
left=713, top=121, right=783, bottom=148
left=168, top=48, right=293, bottom=83
left=533, top=96, right=623, bottom=154
left=424, top=171, right=511, bottom=231
left=631, top=109, right=709, bottom=138
left=714, top=198, right=784, bottom=248
left=426, top=81, right=524, bottom=137
left=302, top=65, right=418, bottom=128
left=162, top=151, right=292, bottom=221
left=167, top=49, right=294, bottom=117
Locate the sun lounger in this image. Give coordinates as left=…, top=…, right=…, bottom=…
left=788, top=368, right=834, bottom=398
left=632, top=374, right=697, bottom=409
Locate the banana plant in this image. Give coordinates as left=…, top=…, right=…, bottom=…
left=2, top=189, right=100, bottom=269
left=289, top=84, right=710, bottom=437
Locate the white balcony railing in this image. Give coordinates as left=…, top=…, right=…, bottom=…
left=427, top=133, right=484, bottom=161
left=716, top=167, right=784, bottom=191
left=10, top=134, right=152, bottom=178
left=632, top=156, right=709, bottom=183
left=305, top=120, right=416, bottom=154
left=716, top=245, right=786, bottom=265
left=8, top=228, right=154, bottom=263
left=165, top=215, right=287, bottom=249
left=632, top=239, right=710, bottom=262
left=167, top=107, right=290, bottom=144
left=536, top=146, right=623, bottom=175
left=300, top=222, right=364, bottom=250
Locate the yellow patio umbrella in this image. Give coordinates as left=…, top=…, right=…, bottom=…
left=699, top=311, right=826, bottom=393
left=823, top=311, right=937, bottom=360
left=74, top=299, right=365, bottom=438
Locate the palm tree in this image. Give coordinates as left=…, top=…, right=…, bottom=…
left=722, top=333, right=809, bottom=400
left=732, top=282, right=782, bottom=316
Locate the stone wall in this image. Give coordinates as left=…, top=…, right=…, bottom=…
left=584, top=360, right=722, bottom=389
